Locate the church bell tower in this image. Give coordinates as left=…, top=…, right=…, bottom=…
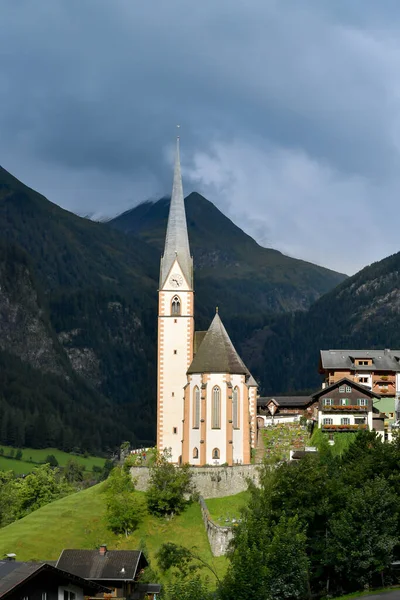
left=157, top=135, right=194, bottom=463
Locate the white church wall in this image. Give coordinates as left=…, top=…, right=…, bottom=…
left=187, top=374, right=202, bottom=464
left=206, top=374, right=228, bottom=465
left=158, top=259, right=193, bottom=463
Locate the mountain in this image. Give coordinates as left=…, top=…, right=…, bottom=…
left=0, top=165, right=160, bottom=451
left=246, top=251, right=400, bottom=394
left=110, top=193, right=347, bottom=321
left=0, top=166, right=346, bottom=451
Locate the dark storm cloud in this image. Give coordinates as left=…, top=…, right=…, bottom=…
left=1, top=0, right=400, bottom=272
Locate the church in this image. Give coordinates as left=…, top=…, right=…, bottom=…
left=156, top=136, right=258, bottom=465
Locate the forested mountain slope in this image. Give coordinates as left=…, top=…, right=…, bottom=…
left=110, top=193, right=346, bottom=319
left=0, top=165, right=346, bottom=450
left=246, top=251, right=400, bottom=394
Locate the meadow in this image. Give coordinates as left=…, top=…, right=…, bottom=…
left=0, top=446, right=105, bottom=474
left=0, top=482, right=252, bottom=581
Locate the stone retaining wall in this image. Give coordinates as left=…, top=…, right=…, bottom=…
left=199, top=496, right=234, bottom=556
left=130, top=464, right=260, bottom=499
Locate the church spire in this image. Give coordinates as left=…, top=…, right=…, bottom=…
left=160, top=133, right=193, bottom=288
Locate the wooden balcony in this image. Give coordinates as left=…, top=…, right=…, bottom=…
left=321, top=424, right=368, bottom=431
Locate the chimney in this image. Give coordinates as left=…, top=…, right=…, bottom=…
left=99, top=545, right=107, bottom=556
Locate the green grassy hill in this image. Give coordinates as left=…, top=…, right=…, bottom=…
left=0, top=482, right=241, bottom=579
left=0, top=446, right=105, bottom=474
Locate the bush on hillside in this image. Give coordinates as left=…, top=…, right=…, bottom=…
left=105, top=467, right=144, bottom=537
left=45, top=454, right=59, bottom=467
left=146, top=449, right=194, bottom=517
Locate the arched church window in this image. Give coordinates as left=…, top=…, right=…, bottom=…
left=212, top=448, right=220, bottom=460
left=212, top=386, right=221, bottom=429
left=193, top=386, right=200, bottom=429
left=171, top=296, right=181, bottom=316
left=233, top=387, right=240, bottom=429
left=193, top=447, right=199, bottom=459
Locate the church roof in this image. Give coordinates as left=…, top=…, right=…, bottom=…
left=160, top=136, right=193, bottom=288
left=188, top=313, right=250, bottom=375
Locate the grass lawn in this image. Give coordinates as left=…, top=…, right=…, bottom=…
left=206, top=492, right=250, bottom=524
left=0, top=482, right=227, bottom=582
left=0, top=457, right=37, bottom=475
left=0, top=446, right=105, bottom=472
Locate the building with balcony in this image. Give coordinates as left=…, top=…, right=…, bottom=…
left=319, top=349, right=400, bottom=425
left=312, top=377, right=385, bottom=436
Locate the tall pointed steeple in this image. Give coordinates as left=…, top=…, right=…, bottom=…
left=160, top=134, right=193, bottom=288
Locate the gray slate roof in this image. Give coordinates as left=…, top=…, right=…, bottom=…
left=320, top=349, right=400, bottom=372
left=56, top=549, right=146, bottom=581
left=188, top=313, right=250, bottom=375
left=258, top=396, right=313, bottom=407
left=0, top=562, right=107, bottom=598
left=160, top=137, right=193, bottom=288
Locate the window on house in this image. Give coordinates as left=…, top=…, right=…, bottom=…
left=323, top=418, right=333, bottom=425
left=338, top=386, right=345, bottom=393
left=171, top=296, right=181, bottom=316
left=63, top=592, right=76, bottom=600
left=173, top=427, right=177, bottom=434
left=212, top=386, right=221, bottom=429
left=232, top=387, right=240, bottom=429
left=345, top=385, right=352, bottom=393
left=358, top=398, right=367, bottom=406
left=193, top=447, right=199, bottom=459
left=212, top=448, right=220, bottom=460
left=358, top=360, right=368, bottom=366
left=174, top=350, right=177, bottom=355
left=355, top=417, right=366, bottom=425
left=359, top=377, right=368, bottom=383
left=341, top=398, right=350, bottom=406
left=324, top=398, right=333, bottom=406
left=174, top=319, right=177, bottom=323
left=172, top=392, right=175, bottom=397
left=193, top=387, right=200, bottom=429
left=341, top=418, right=350, bottom=425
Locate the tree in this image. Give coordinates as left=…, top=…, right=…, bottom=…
left=326, top=476, right=397, bottom=593
left=146, top=449, right=194, bottom=517
left=15, top=449, right=22, bottom=461
left=63, top=459, right=85, bottom=484
left=13, top=464, right=71, bottom=519
left=45, top=454, right=59, bottom=467
left=105, top=467, right=143, bottom=536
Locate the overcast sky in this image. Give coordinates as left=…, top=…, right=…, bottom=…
left=2, top=1, right=400, bottom=274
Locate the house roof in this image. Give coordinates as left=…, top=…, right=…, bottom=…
left=0, top=562, right=107, bottom=598
left=187, top=313, right=250, bottom=376
left=311, top=377, right=381, bottom=400
left=320, top=349, right=400, bottom=372
left=56, top=549, right=147, bottom=581
left=257, top=396, right=313, bottom=408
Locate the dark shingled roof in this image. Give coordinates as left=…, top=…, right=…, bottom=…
left=187, top=313, right=250, bottom=375
left=311, top=377, right=381, bottom=400
left=56, top=549, right=146, bottom=581
left=0, top=562, right=107, bottom=598
left=258, top=396, right=313, bottom=407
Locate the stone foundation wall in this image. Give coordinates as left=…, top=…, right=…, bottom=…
left=130, top=464, right=260, bottom=499
left=199, top=496, right=234, bottom=556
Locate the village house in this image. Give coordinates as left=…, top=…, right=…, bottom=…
left=0, top=560, right=108, bottom=600
left=319, top=349, right=400, bottom=427
left=313, top=377, right=385, bottom=437
left=257, top=396, right=318, bottom=426
left=56, top=546, right=160, bottom=600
